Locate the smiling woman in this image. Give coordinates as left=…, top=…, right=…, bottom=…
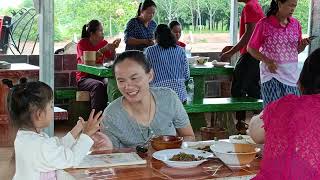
left=92, top=50, right=195, bottom=149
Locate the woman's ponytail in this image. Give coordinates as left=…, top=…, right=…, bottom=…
left=81, top=24, right=88, bottom=38
left=267, top=0, right=279, bottom=17
left=136, top=3, right=142, bottom=17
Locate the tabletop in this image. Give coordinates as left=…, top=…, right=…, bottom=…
left=58, top=148, right=260, bottom=180
left=77, top=62, right=234, bottom=78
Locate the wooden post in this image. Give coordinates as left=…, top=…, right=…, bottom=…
left=38, top=0, right=55, bottom=136
left=230, top=0, right=239, bottom=65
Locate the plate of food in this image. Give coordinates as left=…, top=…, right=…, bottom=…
left=196, top=57, right=210, bottom=65
left=152, top=149, right=213, bottom=168
left=212, top=60, right=229, bottom=67
left=229, top=135, right=255, bottom=144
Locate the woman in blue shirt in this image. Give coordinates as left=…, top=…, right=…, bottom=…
left=124, top=0, right=157, bottom=51
left=144, top=24, right=190, bottom=103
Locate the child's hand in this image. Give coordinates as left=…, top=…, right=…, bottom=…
left=70, top=120, right=84, bottom=139
left=80, top=109, right=103, bottom=137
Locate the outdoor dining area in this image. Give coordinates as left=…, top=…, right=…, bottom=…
left=1, top=0, right=320, bottom=179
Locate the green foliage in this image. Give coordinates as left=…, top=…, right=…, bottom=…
left=0, top=0, right=311, bottom=42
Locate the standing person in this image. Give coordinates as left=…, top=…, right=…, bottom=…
left=248, top=48, right=320, bottom=179
left=248, top=0, right=311, bottom=107
left=145, top=24, right=190, bottom=103
left=169, top=21, right=186, bottom=48
left=124, top=0, right=157, bottom=51
left=8, top=81, right=102, bottom=180
left=220, top=0, right=264, bottom=132
left=76, top=19, right=120, bottom=112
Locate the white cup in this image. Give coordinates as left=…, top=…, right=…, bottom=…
left=83, top=51, right=96, bottom=65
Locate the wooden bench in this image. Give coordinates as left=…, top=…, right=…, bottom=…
left=184, top=97, right=263, bottom=113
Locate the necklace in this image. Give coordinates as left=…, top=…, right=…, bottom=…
left=127, top=92, right=155, bottom=143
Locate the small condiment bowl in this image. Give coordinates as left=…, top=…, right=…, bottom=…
left=150, top=135, right=183, bottom=151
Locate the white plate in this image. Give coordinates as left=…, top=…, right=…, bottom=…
left=182, top=140, right=216, bottom=149
left=152, top=149, right=213, bottom=169
left=212, top=61, right=229, bottom=67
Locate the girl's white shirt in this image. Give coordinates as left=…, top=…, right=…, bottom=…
left=13, top=130, right=93, bottom=180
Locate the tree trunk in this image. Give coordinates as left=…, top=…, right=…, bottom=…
left=221, top=19, right=224, bottom=31
left=197, top=0, right=202, bottom=31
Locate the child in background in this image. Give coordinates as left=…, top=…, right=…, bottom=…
left=8, top=81, right=102, bottom=180
left=169, top=21, right=186, bottom=48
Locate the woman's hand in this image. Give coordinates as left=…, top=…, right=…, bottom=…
left=91, top=132, right=113, bottom=150
left=144, top=39, right=154, bottom=46
left=112, top=38, right=121, bottom=48
left=265, top=60, right=277, bottom=73
left=298, top=38, right=311, bottom=53
left=80, top=109, right=103, bottom=137
left=301, top=38, right=311, bottom=47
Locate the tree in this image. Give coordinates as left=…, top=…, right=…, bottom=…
left=154, top=0, right=181, bottom=23
left=203, top=0, right=219, bottom=30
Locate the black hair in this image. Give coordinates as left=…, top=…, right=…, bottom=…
left=267, top=0, right=288, bottom=17
left=169, top=20, right=181, bottom=30
left=7, top=81, right=53, bottom=129
left=136, top=0, right=157, bottom=17
left=155, top=24, right=176, bottom=49
left=299, top=48, right=320, bottom=95
left=113, top=50, right=151, bottom=74
left=81, top=19, right=101, bottom=38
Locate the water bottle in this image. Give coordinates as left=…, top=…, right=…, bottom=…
left=185, top=44, right=192, bottom=58
left=187, top=77, right=194, bottom=104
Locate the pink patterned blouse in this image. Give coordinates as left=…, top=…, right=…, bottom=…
left=253, top=94, right=320, bottom=180
left=248, top=16, right=302, bottom=87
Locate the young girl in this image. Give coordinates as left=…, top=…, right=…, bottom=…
left=247, top=0, right=310, bottom=106
left=8, top=81, right=102, bottom=180
left=169, top=21, right=186, bottom=48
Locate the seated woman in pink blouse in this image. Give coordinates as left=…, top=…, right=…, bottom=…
left=248, top=48, right=320, bottom=179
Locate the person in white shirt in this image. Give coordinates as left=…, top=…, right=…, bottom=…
left=7, top=81, right=103, bottom=180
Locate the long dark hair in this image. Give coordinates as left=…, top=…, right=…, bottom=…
left=113, top=50, right=151, bottom=74
left=81, top=19, right=101, bottom=38
left=136, top=0, right=157, bottom=17
left=7, top=81, right=53, bottom=129
left=299, top=48, right=320, bottom=95
left=267, top=0, right=288, bottom=17
left=155, top=24, right=176, bottom=49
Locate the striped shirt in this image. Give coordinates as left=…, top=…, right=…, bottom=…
left=102, top=87, right=190, bottom=148
left=144, top=44, right=190, bottom=102
left=124, top=17, right=157, bottom=51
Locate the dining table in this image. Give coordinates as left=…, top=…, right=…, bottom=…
left=58, top=148, right=261, bottom=180
left=77, top=62, right=234, bottom=104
